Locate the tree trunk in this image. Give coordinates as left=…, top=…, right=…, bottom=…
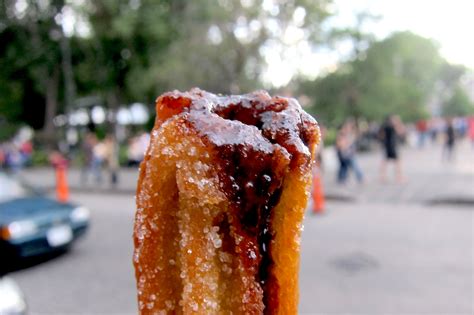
left=106, top=89, right=121, bottom=134
left=60, top=32, right=76, bottom=117
left=43, top=66, right=60, bottom=147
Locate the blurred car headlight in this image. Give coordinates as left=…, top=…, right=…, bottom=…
left=2, top=220, right=38, bottom=240
left=70, top=206, right=90, bottom=223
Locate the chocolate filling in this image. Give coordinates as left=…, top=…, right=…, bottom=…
left=209, top=140, right=288, bottom=313
left=215, top=150, right=284, bottom=313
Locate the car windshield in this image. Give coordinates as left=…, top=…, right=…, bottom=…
left=0, top=173, right=32, bottom=202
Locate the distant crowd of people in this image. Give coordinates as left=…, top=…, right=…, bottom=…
left=79, top=131, right=150, bottom=187
left=3, top=114, right=474, bottom=191
left=412, top=116, right=474, bottom=163
left=0, top=139, right=33, bottom=172
left=333, top=115, right=474, bottom=185
left=80, top=133, right=119, bottom=186
left=0, top=128, right=151, bottom=190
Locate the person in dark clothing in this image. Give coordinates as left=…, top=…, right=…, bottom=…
left=383, top=121, right=398, bottom=159
left=443, top=118, right=456, bottom=161
left=379, top=115, right=405, bottom=182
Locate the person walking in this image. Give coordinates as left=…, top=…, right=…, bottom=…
left=415, top=119, right=428, bottom=148
left=91, top=139, right=106, bottom=184
left=81, top=133, right=96, bottom=185
left=104, top=134, right=120, bottom=187
left=379, top=115, right=405, bottom=183
left=442, top=118, right=456, bottom=161
left=336, top=121, right=363, bottom=184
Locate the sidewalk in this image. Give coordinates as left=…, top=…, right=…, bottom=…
left=18, top=140, right=474, bottom=205
left=322, top=140, right=474, bottom=204
left=18, top=166, right=141, bottom=195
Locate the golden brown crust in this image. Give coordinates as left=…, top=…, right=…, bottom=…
left=134, top=88, right=319, bottom=314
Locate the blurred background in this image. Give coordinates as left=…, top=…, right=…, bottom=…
left=0, top=0, right=473, bottom=314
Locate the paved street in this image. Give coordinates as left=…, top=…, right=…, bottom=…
left=300, top=202, right=473, bottom=314
left=9, top=142, right=474, bottom=314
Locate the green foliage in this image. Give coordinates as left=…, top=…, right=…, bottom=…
left=0, top=79, right=23, bottom=121
left=30, top=150, right=49, bottom=167
left=94, top=126, right=107, bottom=141
left=323, top=127, right=337, bottom=146
left=118, top=143, right=129, bottom=166
left=152, top=0, right=334, bottom=94
left=350, top=31, right=443, bottom=121
left=146, top=114, right=156, bottom=132
left=0, top=0, right=66, bottom=132
left=77, top=0, right=177, bottom=105
left=0, top=0, right=335, bottom=135
left=301, top=68, right=353, bottom=127
left=8, top=0, right=462, bottom=141
left=0, top=122, right=20, bottom=142
left=442, top=85, right=474, bottom=116
left=300, top=32, right=452, bottom=126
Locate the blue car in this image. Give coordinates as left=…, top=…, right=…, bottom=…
left=0, top=172, right=89, bottom=259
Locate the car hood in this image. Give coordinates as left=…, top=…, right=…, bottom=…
left=0, top=196, right=75, bottom=225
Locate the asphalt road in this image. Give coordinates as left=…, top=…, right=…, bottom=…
left=300, top=202, right=473, bottom=314
left=9, top=193, right=473, bottom=314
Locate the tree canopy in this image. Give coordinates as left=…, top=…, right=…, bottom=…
left=299, top=31, right=470, bottom=126
left=442, top=85, right=474, bottom=116
left=1, top=1, right=473, bottom=138
left=0, top=0, right=334, bottom=135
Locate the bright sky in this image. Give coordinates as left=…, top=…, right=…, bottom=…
left=264, top=0, right=474, bottom=87
left=336, top=0, right=474, bottom=67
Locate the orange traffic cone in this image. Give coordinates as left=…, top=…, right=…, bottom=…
left=312, top=166, right=325, bottom=214
left=56, top=164, right=69, bottom=203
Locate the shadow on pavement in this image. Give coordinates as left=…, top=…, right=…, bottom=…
left=0, top=250, right=67, bottom=276
left=427, top=197, right=474, bottom=208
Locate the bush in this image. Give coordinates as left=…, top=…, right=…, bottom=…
left=0, top=122, right=20, bottom=142
left=31, top=150, right=49, bottom=167
left=324, top=128, right=337, bottom=146
left=119, top=144, right=129, bottom=166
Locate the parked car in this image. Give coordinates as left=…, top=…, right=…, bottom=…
left=0, top=172, right=89, bottom=260
left=0, top=276, right=27, bottom=315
